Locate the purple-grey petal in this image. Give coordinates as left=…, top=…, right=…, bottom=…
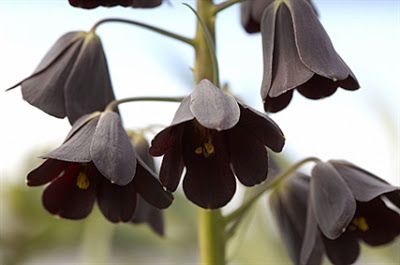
left=27, top=159, right=68, bottom=186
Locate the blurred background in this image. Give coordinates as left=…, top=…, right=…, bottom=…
left=0, top=0, right=399, bottom=264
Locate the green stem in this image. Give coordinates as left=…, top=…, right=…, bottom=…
left=212, top=0, right=245, bottom=15
left=224, top=157, right=321, bottom=226
left=105, top=96, right=183, bottom=111
left=90, top=18, right=195, bottom=46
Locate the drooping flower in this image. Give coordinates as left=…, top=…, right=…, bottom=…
left=270, top=173, right=323, bottom=265
left=254, top=0, right=359, bottom=112
left=129, top=131, right=165, bottom=236
left=8, top=31, right=116, bottom=124
left=68, top=0, right=162, bottom=9
left=301, top=160, right=400, bottom=265
left=150, top=79, right=285, bottom=209
left=240, top=0, right=318, bottom=34
left=27, top=111, right=173, bottom=222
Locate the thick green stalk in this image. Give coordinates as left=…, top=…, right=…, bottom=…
left=194, top=0, right=226, bottom=264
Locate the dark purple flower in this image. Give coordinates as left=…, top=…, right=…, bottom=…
left=150, top=79, right=285, bottom=209
left=270, top=173, right=323, bottom=265
left=241, top=0, right=318, bottom=34
left=8, top=31, right=116, bottom=124
left=301, top=160, right=400, bottom=265
left=256, top=0, right=359, bottom=112
left=27, top=111, right=173, bottom=222
left=129, top=132, right=165, bottom=236
left=68, top=0, right=162, bottom=9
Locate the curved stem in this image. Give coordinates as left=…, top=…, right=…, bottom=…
left=105, top=96, right=184, bottom=112
left=90, top=18, right=195, bottom=46
left=224, top=157, right=321, bottom=226
left=213, top=0, right=245, bottom=15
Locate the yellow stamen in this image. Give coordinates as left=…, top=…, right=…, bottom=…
left=76, top=172, right=90, bottom=190
left=351, top=217, right=369, bottom=232
left=195, top=147, right=203, bottom=155
left=194, top=138, right=215, bottom=158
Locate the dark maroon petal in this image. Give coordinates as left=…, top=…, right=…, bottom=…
left=90, top=111, right=136, bottom=185
left=261, top=3, right=314, bottom=100
left=134, top=159, right=173, bottom=209
left=287, top=0, right=358, bottom=84
left=385, top=191, right=400, bottom=208
left=97, top=176, right=137, bottom=223
left=42, top=163, right=96, bottom=219
left=159, top=125, right=185, bottom=191
left=182, top=122, right=236, bottom=209
left=149, top=97, right=193, bottom=156
left=329, top=160, right=398, bottom=202
left=64, top=34, right=116, bottom=124
left=240, top=0, right=271, bottom=33
left=322, top=231, right=360, bottom=265
left=44, top=115, right=99, bottom=163
left=355, top=199, right=400, bottom=246
left=311, top=162, right=356, bottom=239
left=263, top=90, right=293, bottom=113
left=237, top=104, right=285, bottom=152
left=27, top=159, right=68, bottom=186
left=228, top=125, right=268, bottom=186
left=69, top=0, right=162, bottom=9
left=131, top=196, right=164, bottom=236
left=190, top=80, right=240, bottom=131
left=297, top=75, right=338, bottom=99
left=131, top=0, right=162, bottom=8
left=20, top=33, right=85, bottom=118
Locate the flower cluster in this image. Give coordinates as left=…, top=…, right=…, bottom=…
left=270, top=160, right=400, bottom=265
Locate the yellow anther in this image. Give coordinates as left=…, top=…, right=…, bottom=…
left=194, top=138, right=216, bottom=158
left=76, top=172, right=90, bottom=190
left=195, top=146, right=203, bottom=155
left=204, top=142, right=215, bottom=155
left=351, top=217, right=369, bottom=232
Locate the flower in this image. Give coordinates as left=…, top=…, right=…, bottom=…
left=8, top=31, right=116, bottom=124
left=240, top=0, right=318, bottom=34
left=150, top=79, right=285, bottom=209
left=129, top=132, right=165, bottom=236
left=68, top=0, right=162, bottom=9
left=27, top=111, right=173, bottom=222
left=270, top=173, right=323, bottom=265
left=301, top=160, right=400, bottom=265
left=258, top=0, right=359, bottom=112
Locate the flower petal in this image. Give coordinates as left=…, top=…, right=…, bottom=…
left=97, top=176, right=137, bottom=223
left=27, top=159, right=68, bottom=186
left=330, top=160, right=398, bottom=202
left=90, top=111, right=136, bottom=185
left=297, top=75, right=338, bottom=99
left=228, top=125, right=268, bottom=186
left=134, top=159, right=173, bottom=209
left=263, top=90, right=293, bottom=113
left=42, top=163, right=96, bottom=219
left=237, top=103, right=285, bottom=152
left=131, top=196, right=164, bottom=236
left=261, top=3, right=314, bottom=99
left=182, top=122, right=236, bottom=209
left=311, top=162, right=356, bottom=239
left=64, top=33, right=116, bottom=124
left=287, top=0, right=359, bottom=84
left=44, top=115, right=99, bottom=162
left=20, top=34, right=84, bottom=118
left=190, top=79, right=240, bottom=131
left=322, top=232, right=360, bottom=265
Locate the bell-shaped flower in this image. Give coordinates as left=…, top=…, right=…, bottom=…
left=301, top=160, right=400, bottom=265
left=8, top=31, right=116, bottom=124
left=150, top=79, right=285, bottom=209
left=27, top=111, right=173, bottom=222
left=260, top=0, right=359, bottom=112
left=68, top=0, right=162, bottom=9
left=270, top=173, right=323, bottom=265
left=129, top=132, right=165, bottom=236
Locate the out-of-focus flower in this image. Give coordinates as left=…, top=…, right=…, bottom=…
left=8, top=31, right=116, bottom=124
left=301, top=160, right=400, bottom=265
left=260, top=0, right=359, bottom=112
left=241, top=0, right=318, bottom=34
left=129, top=131, right=165, bottom=236
left=150, top=79, right=285, bottom=209
left=27, top=111, right=173, bottom=223
left=270, top=173, right=323, bottom=265
left=68, top=0, right=162, bottom=9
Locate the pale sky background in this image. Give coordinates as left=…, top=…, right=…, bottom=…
left=0, top=0, right=399, bottom=191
